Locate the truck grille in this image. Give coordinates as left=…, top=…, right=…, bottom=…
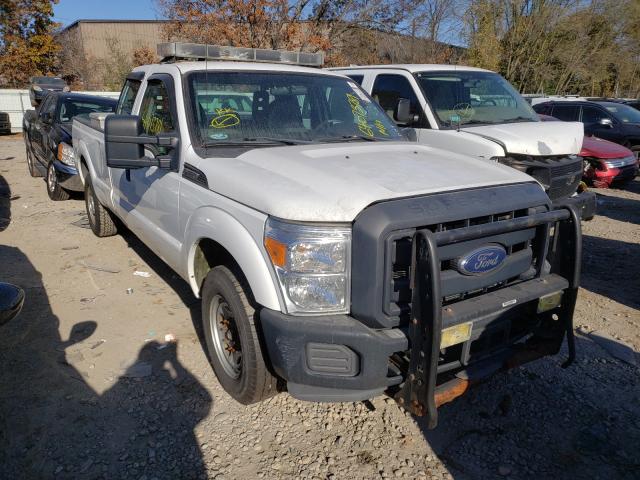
left=385, top=207, right=543, bottom=325
left=505, top=155, right=583, bottom=201
left=350, top=182, right=552, bottom=329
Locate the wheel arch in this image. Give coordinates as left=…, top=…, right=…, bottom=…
left=183, top=207, right=281, bottom=312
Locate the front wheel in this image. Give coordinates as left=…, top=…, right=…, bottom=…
left=46, top=162, right=70, bottom=201
left=84, top=176, right=117, bottom=237
left=25, top=144, right=42, bottom=177
left=201, top=265, right=277, bottom=404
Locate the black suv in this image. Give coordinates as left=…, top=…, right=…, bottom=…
left=533, top=100, right=640, bottom=158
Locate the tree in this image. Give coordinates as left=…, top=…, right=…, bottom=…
left=0, top=0, right=60, bottom=87
left=133, top=45, right=158, bottom=67
left=156, top=0, right=414, bottom=65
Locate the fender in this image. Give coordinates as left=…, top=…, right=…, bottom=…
left=182, top=206, right=281, bottom=311
left=73, top=137, right=92, bottom=186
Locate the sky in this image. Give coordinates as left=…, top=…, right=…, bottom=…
left=53, top=0, right=163, bottom=27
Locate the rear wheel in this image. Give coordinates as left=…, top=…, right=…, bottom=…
left=202, top=265, right=277, bottom=404
left=46, top=162, right=70, bottom=201
left=84, top=176, right=117, bottom=237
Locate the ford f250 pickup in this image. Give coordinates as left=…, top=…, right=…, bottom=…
left=73, top=43, right=582, bottom=427
left=330, top=65, right=596, bottom=220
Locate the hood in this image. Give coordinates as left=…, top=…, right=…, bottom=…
left=198, top=142, right=536, bottom=222
left=461, top=121, right=584, bottom=156
left=581, top=136, right=633, bottom=159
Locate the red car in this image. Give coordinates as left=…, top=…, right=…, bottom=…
left=539, top=114, right=639, bottom=188
left=580, top=136, right=638, bottom=188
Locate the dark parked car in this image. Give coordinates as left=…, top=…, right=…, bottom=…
left=0, top=112, right=11, bottom=134
left=29, top=76, right=69, bottom=107
left=23, top=93, right=117, bottom=200
left=533, top=100, right=640, bottom=159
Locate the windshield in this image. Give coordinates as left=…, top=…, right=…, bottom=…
left=58, top=98, right=115, bottom=123
left=415, top=71, right=538, bottom=128
left=602, top=103, right=640, bottom=123
left=187, top=71, right=403, bottom=146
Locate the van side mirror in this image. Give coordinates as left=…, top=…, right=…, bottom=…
left=394, top=98, right=417, bottom=125
left=598, top=117, right=613, bottom=128
left=105, top=115, right=179, bottom=171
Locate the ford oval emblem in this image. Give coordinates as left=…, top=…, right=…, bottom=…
left=454, top=244, right=507, bottom=276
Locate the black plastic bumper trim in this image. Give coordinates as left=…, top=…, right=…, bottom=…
left=259, top=309, right=408, bottom=392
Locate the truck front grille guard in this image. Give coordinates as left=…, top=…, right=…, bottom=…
left=393, top=206, right=582, bottom=428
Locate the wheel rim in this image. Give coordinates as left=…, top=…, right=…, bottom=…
left=47, top=165, right=56, bottom=192
left=209, top=294, right=242, bottom=379
left=86, top=186, right=96, bottom=225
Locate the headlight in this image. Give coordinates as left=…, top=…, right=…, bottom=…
left=32, top=85, right=42, bottom=92
left=604, top=155, right=636, bottom=169
left=57, top=142, right=75, bottom=166
left=63, top=86, right=70, bottom=92
left=264, top=218, right=351, bottom=315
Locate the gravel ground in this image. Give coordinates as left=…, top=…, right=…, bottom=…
left=1, top=135, right=639, bottom=480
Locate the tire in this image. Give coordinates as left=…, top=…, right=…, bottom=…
left=25, top=143, right=42, bottom=177
left=84, top=176, right=117, bottom=237
left=46, top=162, right=70, bottom=201
left=201, top=265, right=277, bottom=404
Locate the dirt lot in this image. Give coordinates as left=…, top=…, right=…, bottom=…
left=1, top=135, right=639, bottom=480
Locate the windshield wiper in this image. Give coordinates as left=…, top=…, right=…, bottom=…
left=502, top=117, right=536, bottom=123
left=203, top=136, right=311, bottom=147
left=317, top=135, right=383, bottom=143
left=241, top=136, right=312, bottom=145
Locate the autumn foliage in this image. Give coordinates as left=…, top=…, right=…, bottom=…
left=0, top=0, right=60, bottom=88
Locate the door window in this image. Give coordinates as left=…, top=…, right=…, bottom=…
left=139, top=80, right=175, bottom=136
left=581, top=106, right=610, bottom=124
left=550, top=104, right=579, bottom=121
left=116, top=79, right=142, bottom=115
left=371, top=74, right=422, bottom=125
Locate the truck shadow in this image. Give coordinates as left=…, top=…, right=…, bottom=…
left=415, top=335, right=640, bottom=479
left=581, top=234, right=640, bottom=310
left=0, top=245, right=212, bottom=479
left=593, top=188, right=640, bottom=226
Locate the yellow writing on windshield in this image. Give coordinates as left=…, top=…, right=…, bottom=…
left=346, top=93, right=374, bottom=137
left=210, top=108, right=240, bottom=129
left=374, top=120, right=389, bottom=136
left=142, top=113, right=164, bottom=135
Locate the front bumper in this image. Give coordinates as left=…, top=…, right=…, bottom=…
left=586, top=163, right=639, bottom=188
left=53, top=160, right=83, bottom=192
left=260, top=309, right=408, bottom=401
left=554, top=190, right=596, bottom=221
left=260, top=274, right=570, bottom=404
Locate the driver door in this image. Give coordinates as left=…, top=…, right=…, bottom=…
left=111, top=74, right=183, bottom=268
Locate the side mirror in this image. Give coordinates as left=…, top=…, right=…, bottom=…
left=598, top=118, right=613, bottom=128
left=394, top=98, right=417, bottom=125
left=105, top=115, right=179, bottom=170
left=0, top=282, right=25, bottom=326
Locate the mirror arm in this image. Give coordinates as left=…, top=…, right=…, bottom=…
left=106, top=134, right=176, bottom=146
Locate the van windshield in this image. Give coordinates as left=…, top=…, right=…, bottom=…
left=187, top=71, right=403, bottom=146
left=415, top=71, right=538, bottom=128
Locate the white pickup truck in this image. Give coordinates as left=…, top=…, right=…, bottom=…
left=330, top=65, right=596, bottom=219
left=73, top=43, right=582, bottom=427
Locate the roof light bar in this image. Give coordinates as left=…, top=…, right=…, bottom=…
left=157, top=42, right=324, bottom=67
